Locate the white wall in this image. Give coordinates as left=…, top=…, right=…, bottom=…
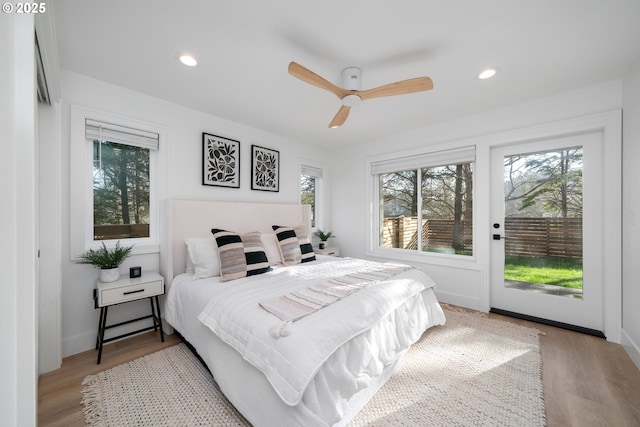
left=0, top=13, right=38, bottom=427
left=622, top=57, right=640, bottom=369
left=331, top=80, right=622, bottom=313
left=60, top=71, right=332, bottom=357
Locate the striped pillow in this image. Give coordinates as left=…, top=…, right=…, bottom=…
left=272, top=224, right=316, bottom=265
left=293, top=224, right=316, bottom=263
left=272, top=226, right=302, bottom=266
left=211, top=229, right=271, bottom=281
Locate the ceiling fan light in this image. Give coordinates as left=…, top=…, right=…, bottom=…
left=478, top=67, right=498, bottom=80
left=178, top=54, right=198, bottom=67
left=341, top=94, right=361, bottom=107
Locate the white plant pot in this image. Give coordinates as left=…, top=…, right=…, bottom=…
left=99, top=268, right=120, bottom=283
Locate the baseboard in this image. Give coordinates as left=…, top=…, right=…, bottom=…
left=434, top=290, right=480, bottom=311
left=62, top=331, right=96, bottom=358
left=62, top=317, right=160, bottom=357
left=621, top=329, right=640, bottom=371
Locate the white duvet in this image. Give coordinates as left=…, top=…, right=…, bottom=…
left=197, top=257, right=437, bottom=406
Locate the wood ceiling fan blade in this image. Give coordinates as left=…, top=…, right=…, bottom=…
left=328, top=105, right=351, bottom=128
left=358, top=77, right=433, bottom=101
left=288, top=62, right=350, bottom=99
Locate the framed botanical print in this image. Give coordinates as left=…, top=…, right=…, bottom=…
left=202, top=133, right=240, bottom=188
left=251, top=145, right=279, bottom=192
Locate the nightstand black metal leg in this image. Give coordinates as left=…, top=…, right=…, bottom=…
left=149, top=297, right=158, bottom=331
left=95, top=307, right=105, bottom=350
left=97, top=306, right=108, bottom=364
left=154, top=295, right=165, bottom=342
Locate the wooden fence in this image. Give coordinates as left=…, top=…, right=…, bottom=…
left=94, top=224, right=149, bottom=240
left=382, top=217, right=472, bottom=252
left=382, top=216, right=582, bottom=259
left=504, top=217, right=582, bottom=259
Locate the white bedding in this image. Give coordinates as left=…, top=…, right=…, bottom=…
left=198, top=257, right=434, bottom=406
left=164, top=256, right=446, bottom=426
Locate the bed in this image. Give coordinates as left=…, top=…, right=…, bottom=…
left=161, top=199, right=446, bottom=426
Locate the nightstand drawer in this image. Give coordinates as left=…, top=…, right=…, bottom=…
left=315, top=247, right=340, bottom=256
left=99, top=279, right=163, bottom=306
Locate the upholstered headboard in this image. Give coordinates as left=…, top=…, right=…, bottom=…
left=160, top=199, right=311, bottom=281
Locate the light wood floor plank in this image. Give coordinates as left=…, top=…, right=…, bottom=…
left=38, top=312, right=640, bottom=426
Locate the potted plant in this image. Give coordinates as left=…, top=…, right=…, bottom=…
left=314, top=230, right=335, bottom=249
left=76, top=241, right=133, bottom=282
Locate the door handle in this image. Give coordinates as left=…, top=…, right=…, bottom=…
left=492, top=234, right=506, bottom=240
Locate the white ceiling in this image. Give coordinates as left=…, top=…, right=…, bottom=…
left=53, top=0, right=640, bottom=147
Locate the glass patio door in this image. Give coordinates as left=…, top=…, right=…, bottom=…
left=490, top=131, right=604, bottom=333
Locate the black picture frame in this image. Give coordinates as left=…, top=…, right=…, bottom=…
left=251, top=145, right=279, bottom=192
left=202, top=133, right=240, bottom=188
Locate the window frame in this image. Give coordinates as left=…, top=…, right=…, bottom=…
left=298, top=160, right=325, bottom=232
left=70, top=105, right=166, bottom=258
left=366, top=144, right=477, bottom=266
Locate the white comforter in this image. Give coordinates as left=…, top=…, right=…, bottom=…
left=197, top=257, right=437, bottom=406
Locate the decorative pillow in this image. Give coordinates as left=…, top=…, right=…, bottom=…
left=211, top=229, right=271, bottom=282
left=272, top=224, right=316, bottom=265
left=240, top=232, right=272, bottom=275
left=261, top=233, right=283, bottom=265
left=185, top=237, right=220, bottom=279
left=185, top=253, right=194, bottom=274
left=293, top=224, right=316, bottom=263
left=272, top=226, right=302, bottom=266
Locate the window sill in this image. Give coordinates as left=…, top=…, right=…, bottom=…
left=366, top=247, right=480, bottom=271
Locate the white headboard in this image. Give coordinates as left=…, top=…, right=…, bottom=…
left=160, top=199, right=311, bottom=281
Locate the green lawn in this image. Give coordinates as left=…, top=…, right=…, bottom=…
left=504, top=255, right=583, bottom=289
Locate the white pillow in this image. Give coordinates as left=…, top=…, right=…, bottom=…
left=185, top=237, right=220, bottom=279
left=261, top=233, right=283, bottom=265
left=185, top=253, right=194, bottom=273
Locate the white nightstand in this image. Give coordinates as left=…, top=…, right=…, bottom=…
left=94, top=271, right=165, bottom=364
left=315, top=247, right=340, bottom=257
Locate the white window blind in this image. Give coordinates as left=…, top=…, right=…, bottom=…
left=301, top=164, right=323, bottom=178
left=371, top=145, right=475, bottom=175
left=85, top=119, right=159, bottom=150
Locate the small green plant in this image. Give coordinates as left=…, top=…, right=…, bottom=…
left=76, top=241, right=133, bottom=269
left=313, top=230, right=335, bottom=241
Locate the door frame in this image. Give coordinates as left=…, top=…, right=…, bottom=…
left=477, top=110, right=622, bottom=342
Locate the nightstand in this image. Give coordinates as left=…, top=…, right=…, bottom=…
left=315, top=247, right=340, bottom=257
left=94, top=271, right=165, bottom=364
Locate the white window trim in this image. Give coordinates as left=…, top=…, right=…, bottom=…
left=366, top=143, right=478, bottom=268
left=69, top=105, right=167, bottom=259
left=298, top=159, right=325, bottom=232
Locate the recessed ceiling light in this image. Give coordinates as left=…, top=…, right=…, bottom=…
left=178, top=54, right=198, bottom=67
left=478, top=67, right=499, bottom=80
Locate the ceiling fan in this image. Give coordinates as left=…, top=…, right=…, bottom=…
left=288, top=61, right=434, bottom=128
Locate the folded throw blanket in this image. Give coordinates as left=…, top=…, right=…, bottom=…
left=259, top=264, right=411, bottom=337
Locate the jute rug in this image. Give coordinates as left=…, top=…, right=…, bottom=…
left=82, top=309, right=545, bottom=426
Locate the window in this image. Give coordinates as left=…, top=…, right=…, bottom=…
left=372, top=146, right=475, bottom=257
left=92, top=139, right=150, bottom=240
left=299, top=163, right=324, bottom=229
left=70, top=106, right=163, bottom=256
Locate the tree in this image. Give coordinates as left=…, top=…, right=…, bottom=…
left=504, top=148, right=582, bottom=218
left=300, top=174, right=316, bottom=227
left=93, top=141, right=150, bottom=237
left=381, top=170, right=418, bottom=216
left=421, top=164, right=472, bottom=251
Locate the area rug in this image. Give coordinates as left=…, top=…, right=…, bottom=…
left=82, top=309, right=545, bottom=426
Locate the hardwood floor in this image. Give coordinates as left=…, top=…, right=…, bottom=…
left=38, top=331, right=181, bottom=427
left=485, top=312, right=640, bottom=427
left=38, top=313, right=640, bottom=426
